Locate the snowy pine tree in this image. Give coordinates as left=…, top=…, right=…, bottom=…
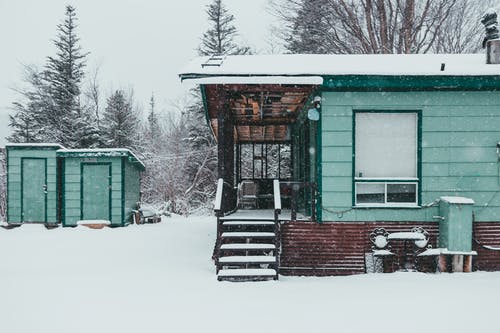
left=8, top=66, right=53, bottom=143
left=101, top=90, right=139, bottom=148
left=7, top=6, right=97, bottom=147
left=173, top=0, right=253, bottom=212
left=44, top=5, right=97, bottom=147
left=286, top=0, right=330, bottom=54
left=198, top=0, right=251, bottom=56
left=147, top=93, right=161, bottom=143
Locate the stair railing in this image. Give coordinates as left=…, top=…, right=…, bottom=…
left=213, top=178, right=224, bottom=265
left=273, top=179, right=282, bottom=280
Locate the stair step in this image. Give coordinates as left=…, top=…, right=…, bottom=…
left=220, top=243, right=276, bottom=250
left=217, top=268, right=277, bottom=278
left=221, top=232, right=275, bottom=238
left=220, top=217, right=275, bottom=222
left=222, top=221, right=275, bottom=226
left=219, top=256, right=276, bottom=264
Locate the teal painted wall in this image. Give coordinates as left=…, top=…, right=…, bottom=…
left=6, top=147, right=59, bottom=224
left=123, top=157, right=141, bottom=226
left=62, top=157, right=123, bottom=227
left=321, top=91, right=500, bottom=222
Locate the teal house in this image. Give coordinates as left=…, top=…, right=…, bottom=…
left=6, top=146, right=144, bottom=227
left=180, top=50, right=500, bottom=278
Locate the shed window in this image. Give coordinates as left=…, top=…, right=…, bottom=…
left=355, top=112, right=418, bottom=206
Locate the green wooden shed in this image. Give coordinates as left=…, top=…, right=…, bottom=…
left=6, top=143, right=64, bottom=225
left=57, top=149, right=145, bottom=227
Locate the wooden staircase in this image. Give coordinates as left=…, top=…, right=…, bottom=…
left=213, top=179, right=281, bottom=281
left=215, top=216, right=280, bottom=281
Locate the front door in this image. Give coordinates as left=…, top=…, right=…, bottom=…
left=22, top=158, right=47, bottom=222
left=81, top=163, right=111, bottom=221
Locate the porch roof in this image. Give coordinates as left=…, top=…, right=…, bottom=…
left=202, top=84, right=316, bottom=143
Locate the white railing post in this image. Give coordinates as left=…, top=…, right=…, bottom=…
left=214, top=178, right=224, bottom=215
left=273, top=179, right=282, bottom=216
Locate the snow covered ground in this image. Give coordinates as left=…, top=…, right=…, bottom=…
left=1, top=216, right=499, bottom=333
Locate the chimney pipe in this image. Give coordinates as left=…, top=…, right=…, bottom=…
left=482, top=9, right=500, bottom=64
left=486, top=40, right=500, bottom=64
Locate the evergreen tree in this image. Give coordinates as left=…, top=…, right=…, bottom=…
left=198, top=0, right=250, bottom=56
left=177, top=0, right=253, bottom=211
left=8, top=67, right=52, bottom=143
left=286, top=0, right=330, bottom=54
left=147, top=93, right=161, bottom=141
left=44, top=5, right=96, bottom=147
left=101, top=90, right=139, bottom=148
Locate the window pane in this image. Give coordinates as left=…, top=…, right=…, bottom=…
left=387, top=183, right=417, bottom=203
left=355, top=113, right=416, bottom=178
left=356, top=183, right=385, bottom=204
left=240, top=145, right=253, bottom=179
left=280, top=145, right=292, bottom=179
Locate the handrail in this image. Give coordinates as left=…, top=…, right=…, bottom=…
left=273, top=179, right=282, bottom=213
left=273, top=179, right=281, bottom=280
left=214, top=178, right=224, bottom=215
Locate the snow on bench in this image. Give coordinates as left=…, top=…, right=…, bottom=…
left=217, top=268, right=277, bottom=277
left=219, top=256, right=276, bottom=264
left=387, top=232, right=425, bottom=241
left=220, top=243, right=276, bottom=250
left=483, top=245, right=500, bottom=251
left=417, top=248, right=478, bottom=256
left=221, top=232, right=275, bottom=238
left=417, top=248, right=443, bottom=257
left=373, top=249, right=395, bottom=256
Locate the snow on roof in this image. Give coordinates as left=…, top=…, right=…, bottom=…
left=188, top=76, right=324, bottom=85
left=179, top=54, right=500, bottom=81
left=5, top=143, right=64, bottom=149
left=440, top=196, right=475, bottom=205
left=57, top=148, right=145, bottom=170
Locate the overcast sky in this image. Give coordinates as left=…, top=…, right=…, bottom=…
left=0, top=0, right=275, bottom=146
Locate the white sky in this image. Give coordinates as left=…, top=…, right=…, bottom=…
left=0, top=0, right=275, bottom=146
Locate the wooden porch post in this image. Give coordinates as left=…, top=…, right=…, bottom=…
left=217, top=87, right=236, bottom=213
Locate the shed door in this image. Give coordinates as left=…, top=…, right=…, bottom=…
left=22, top=158, right=47, bottom=222
left=81, top=164, right=111, bottom=221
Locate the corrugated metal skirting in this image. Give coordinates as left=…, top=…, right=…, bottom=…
left=473, top=222, right=500, bottom=271
left=280, top=222, right=439, bottom=276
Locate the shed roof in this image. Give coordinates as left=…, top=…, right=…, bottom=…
left=57, top=148, right=145, bottom=171
left=179, top=54, right=500, bottom=82
left=5, top=143, right=65, bottom=150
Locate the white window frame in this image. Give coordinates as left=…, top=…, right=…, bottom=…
left=354, top=111, right=419, bottom=208
left=354, top=181, right=419, bottom=207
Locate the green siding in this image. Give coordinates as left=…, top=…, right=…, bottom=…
left=123, top=159, right=141, bottom=226
left=321, top=91, right=500, bottom=222
left=6, top=148, right=59, bottom=224
left=62, top=157, right=123, bottom=227
left=61, top=155, right=142, bottom=227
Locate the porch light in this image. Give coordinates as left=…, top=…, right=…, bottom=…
left=308, top=96, right=321, bottom=121
left=308, top=108, right=320, bottom=121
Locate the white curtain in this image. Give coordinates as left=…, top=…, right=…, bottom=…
left=355, top=112, right=417, bottom=178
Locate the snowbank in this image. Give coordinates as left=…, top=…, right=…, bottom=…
left=1, top=216, right=499, bottom=333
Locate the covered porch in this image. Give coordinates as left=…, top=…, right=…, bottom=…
left=201, top=82, right=321, bottom=220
